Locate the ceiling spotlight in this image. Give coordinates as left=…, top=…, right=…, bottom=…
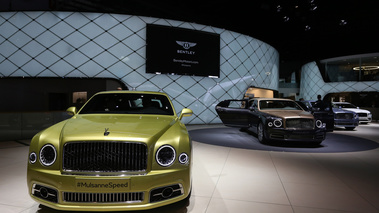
left=310, top=4, right=318, bottom=11
left=353, top=66, right=379, bottom=71
left=305, top=25, right=311, bottom=31
left=277, top=5, right=282, bottom=12
left=339, top=19, right=347, bottom=26
left=283, top=16, right=290, bottom=22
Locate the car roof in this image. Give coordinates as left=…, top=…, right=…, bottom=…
left=95, top=90, right=169, bottom=96
left=253, top=98, right=295, bottom=101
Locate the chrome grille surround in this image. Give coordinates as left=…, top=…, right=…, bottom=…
left=63, top=192, right=144, bottom=203
left=63, top=141, right=147, bottom=173
left=285, top=118, right=314, bottom=129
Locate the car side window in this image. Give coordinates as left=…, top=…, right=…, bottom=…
left=228, top=100, right=246, bottom=109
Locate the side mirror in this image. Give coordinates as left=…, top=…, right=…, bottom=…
left=66, top=106, right=77, bottom=116
left=179, top=108, right=193, bottom=120
left=249, top=104, right=257, bottom=111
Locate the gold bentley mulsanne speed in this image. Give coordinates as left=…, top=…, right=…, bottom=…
left=216, top=98, right=326, bottom=145
left=27, top=91, right=193, bottom=211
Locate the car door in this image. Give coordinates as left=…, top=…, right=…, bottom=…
left=311, top=101, right=334, bottom=132
left=215, top=99, right=250, bottom=128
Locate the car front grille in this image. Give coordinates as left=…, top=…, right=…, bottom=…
left=335, top=113, right=353, bottom=119
left=63, top=141, right=147, bottom=173
left=285, top=118, right=314, bottom=129
left=63, top=192, right=144, bottom=203
left=357, top=113, right=368, bottom=117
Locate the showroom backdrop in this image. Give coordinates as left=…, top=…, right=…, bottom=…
left=0, top=11, right=279, bottom=124
left=300, top=61, right=379, bottom=100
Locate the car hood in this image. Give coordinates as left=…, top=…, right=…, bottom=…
left=333, top=108, right=355, bottom=114
left=260, top=110, right=314, bottom=119
left=340, top=108, right=370, bottom=114
left=61, top=114, right=177, bottom=142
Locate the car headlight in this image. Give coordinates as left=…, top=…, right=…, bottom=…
left=29, top=152, right=37, bottom=164
left=354, top=114, right=359, bottom=119
left=315, top=120, right=323, bottom=128
left=178, top=153, right=189, bottom=164
left=39, top=144, right=57, bottom=166
left=268, top=118, right=282, bottom=128
left=156, top=145, right=176, bottom=167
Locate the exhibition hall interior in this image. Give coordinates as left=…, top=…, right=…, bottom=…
left=1, top=0, right=379, bottom=212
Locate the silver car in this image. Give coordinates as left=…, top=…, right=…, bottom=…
left=332, top=102, right=372, bottom=124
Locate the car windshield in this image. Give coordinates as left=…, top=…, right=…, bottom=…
left=259, top=100, right=302, bottom=110
left=333, top=103, right=357, bottom=108
left=79, top=93, right=174, bottom=115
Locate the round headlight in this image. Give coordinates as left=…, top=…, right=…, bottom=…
left=39, top=144, right=56, bottom=166
left=179, top=153, right=189, bottom=164
left=315, top=120, right=323, bottom=128
left=273, top=119, right=282, bottom=128
left=156, top=145, right=176, bottom=167
left=29, top=152, right=37, bottom=164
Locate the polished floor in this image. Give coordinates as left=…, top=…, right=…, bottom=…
left=1, top=123, right=379, bottom=213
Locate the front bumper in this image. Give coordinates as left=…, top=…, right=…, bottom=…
left=266, top=128, right=326, bottom=142
left=358, top=117, right=372, bottom=123
left=27, top=167, right=191, bottom=211
left=334, top=119, right=359, bottom=128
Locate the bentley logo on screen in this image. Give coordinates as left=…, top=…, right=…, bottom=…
left=146, top=24, right=220, bottom=78
left=176, top=41, right=197, bottom=49
left=176, top=41, right=196, bottom=55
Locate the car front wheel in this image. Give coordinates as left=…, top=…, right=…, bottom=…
left=257, top=122, right=267, bottom=144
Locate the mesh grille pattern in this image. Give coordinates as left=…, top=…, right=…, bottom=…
left=63, top=192, right=144, bottom=203
left=63, top=141, right=147, bottom=172
left=286, top=119, right=314, bottom=129
left=335, top=113, right=353, bottom=119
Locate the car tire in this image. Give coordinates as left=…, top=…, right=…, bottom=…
left=257, top=122, right=267, bottom=144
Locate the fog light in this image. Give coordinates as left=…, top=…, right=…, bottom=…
left=162, top=187, right=174, bottom=198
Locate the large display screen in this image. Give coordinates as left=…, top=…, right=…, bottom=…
left=146, top=24, right=220, bottom=78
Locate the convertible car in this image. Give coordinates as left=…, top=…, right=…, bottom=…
left=27, top=91, right=193, bottom=211
left=216, top=98, right=326, bottom=144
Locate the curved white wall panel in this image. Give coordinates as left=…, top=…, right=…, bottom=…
left=300, top=61, right=379, bottom=100
left=0, top=11, right=279, bottom=124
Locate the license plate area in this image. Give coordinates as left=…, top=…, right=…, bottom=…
left=75, top=178, right=131, bottom=192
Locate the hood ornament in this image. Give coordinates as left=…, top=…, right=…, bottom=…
left=104, top=128, right=110, bottom=136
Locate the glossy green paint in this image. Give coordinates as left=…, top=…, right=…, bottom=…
left=27, top=91, right=193, bottom=211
